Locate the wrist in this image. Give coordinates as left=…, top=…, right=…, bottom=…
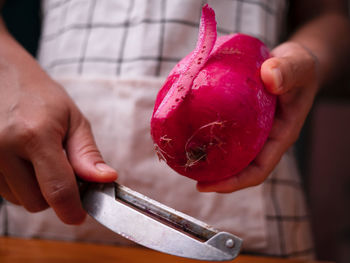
left=289, top=13, right=350, bottom=86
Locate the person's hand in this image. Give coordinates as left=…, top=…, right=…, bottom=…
left=197, top=41, right=318, bottom=193
left=0, top=62, right=117, bottom=224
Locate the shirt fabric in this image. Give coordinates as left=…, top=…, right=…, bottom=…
left=38, top=0, right=286, bottom=77
left=0, top=0, right=314, bottom=259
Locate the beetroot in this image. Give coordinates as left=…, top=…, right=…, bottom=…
left=150, top=4, right=276, bottom=183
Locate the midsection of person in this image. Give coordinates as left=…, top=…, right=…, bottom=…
left=2, top=0, right=314, bottom=259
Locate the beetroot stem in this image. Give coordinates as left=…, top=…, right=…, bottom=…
left=153, top=4, right=217, bottom=119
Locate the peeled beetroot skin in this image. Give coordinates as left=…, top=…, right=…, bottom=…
left=150, top=4, right=276, bottom=183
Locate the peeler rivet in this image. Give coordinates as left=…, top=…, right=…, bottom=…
left=225, top=239, right=234, bottom=248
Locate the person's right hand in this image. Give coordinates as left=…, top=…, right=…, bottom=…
left=0, top=61, right=117, bottom=224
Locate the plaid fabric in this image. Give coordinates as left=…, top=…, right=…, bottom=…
left=262, top=150, right=314, bottom=258
left=1, top=0, right=315, bottom=259
left=38, top=0, right=287, bottom=77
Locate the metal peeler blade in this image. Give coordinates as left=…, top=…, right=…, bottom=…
left=81, top=182, right=243, bottom=261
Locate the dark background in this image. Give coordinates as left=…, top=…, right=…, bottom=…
left=2, top=0, right=41, bottom=56
left=2, top=0, right=350, bottom=262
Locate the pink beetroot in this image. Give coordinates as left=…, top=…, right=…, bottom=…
left=150, top=4, right=276, bottom=183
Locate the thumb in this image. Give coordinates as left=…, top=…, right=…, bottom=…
left=66, top=117, right=118, bottom=183
left=261, top=42, right=317, bottom=95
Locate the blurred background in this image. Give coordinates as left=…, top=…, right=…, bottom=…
left=2, top=0, right=350, bottom=262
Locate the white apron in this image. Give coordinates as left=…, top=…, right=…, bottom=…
left=0, top=0, right=314, bottom=258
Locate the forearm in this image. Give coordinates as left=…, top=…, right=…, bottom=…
left=0, top=16, right=48, bottom=86
left=289, top=11, right=350, bottom=86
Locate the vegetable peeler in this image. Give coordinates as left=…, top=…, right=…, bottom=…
left=80, top=182, right=243, bottom=261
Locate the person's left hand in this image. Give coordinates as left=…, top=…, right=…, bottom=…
left=197, top=41, right=319, bottom=193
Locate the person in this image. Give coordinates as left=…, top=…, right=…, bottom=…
left=0, top=0, right=349, bottom=259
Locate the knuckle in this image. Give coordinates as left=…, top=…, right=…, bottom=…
left=0, top=183, right=20, bottom=205
left=25, top=200, right=49, bottom=213
left=78, top=142, right=101, bottom=158
left=74, top=120, right=101, bottom=157
left=2, top=117, right=45, bottom=151
left=77, top=118, right=94, bottom=138
left=289, top=132, right=300, bottom=146
left=44, top=181, right=76, bottom=208
left=284, top=126, right=301, bottom=147
left=16, top=123, right=41, bottom=146
left=81, top=118, right=92, bottom=130
left=251, top=179, right=263, bottom=187
left=3, top=196, right=21, bottom=205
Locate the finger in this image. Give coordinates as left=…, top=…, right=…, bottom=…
left=197, top=112, right=294, bottom=193
left=30, top=142, right=86, bottom=225
left=197, top=136, right=282, bottom=193
left=0, top=156, right=48, bottom=212
left=66, top=115, right=117, bottom=183
left=0, top=172, right=20, bottom=205
left=261, top=42, right=317, bottom=95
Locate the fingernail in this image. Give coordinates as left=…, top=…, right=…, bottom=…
left=96, top=163, right=116, bottom=174
left=272, top=68, right=283, bottom=89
